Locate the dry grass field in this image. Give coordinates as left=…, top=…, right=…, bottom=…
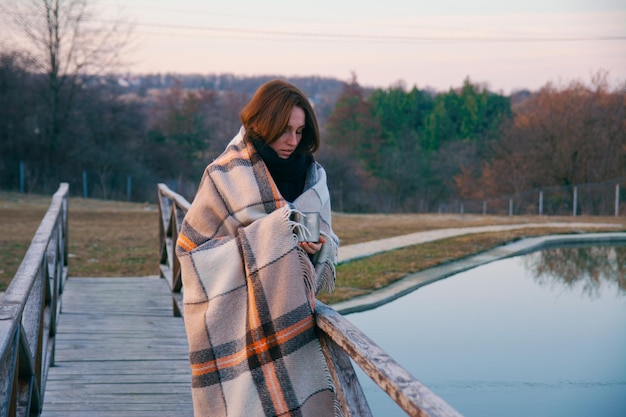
left=331, top=212, right=622, bottom=244
left=2, top=190, right=624, bottom=303
left=0, top=192, right=159, bottom=290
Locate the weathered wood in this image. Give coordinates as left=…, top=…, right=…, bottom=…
left=158, top=184, right=191, bottom=212
left=158, top=183, right=465, bottom=417
left=41, top=277, right=193, bottom=417
left=319, top=330, right=373, bottom=417
left=6, top=182, right=465, bottom=417
left=0, top=183, right=69, bottom=417
left=316, top=302, right=464, bottom=417
left=157, top=184, right=191, bottom=318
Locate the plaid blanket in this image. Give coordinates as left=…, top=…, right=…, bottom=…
left=176, top=127, right=339, bottom=416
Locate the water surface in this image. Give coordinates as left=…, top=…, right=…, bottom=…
left=347, top=245, right=626, bottom=417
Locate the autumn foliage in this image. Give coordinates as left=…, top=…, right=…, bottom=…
left=0, top=42, right=623, bottom=213
left=317, top=72, right=624, bottom=212
left=455, top=74, right=626, bottom=201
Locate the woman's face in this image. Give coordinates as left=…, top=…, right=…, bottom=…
left=270, top=106, right=305, bottom=159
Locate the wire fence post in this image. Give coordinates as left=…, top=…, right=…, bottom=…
left=127, top=175, right=132, bottom=201
left=573, top=186, right=578, bottom=217
left=19, top=160, right=25, bottom=193
left=482, top=200, right=487, bottom=215
left=539, top=191, right=543, bottom=215
left=82, top=171, right=88, bottom=198
left=616, top=184, right=621, bottom=217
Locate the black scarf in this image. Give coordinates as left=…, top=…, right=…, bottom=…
left=251, top=138, right=312, bottom=202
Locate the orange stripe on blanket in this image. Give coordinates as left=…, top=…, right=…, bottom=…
left=247, top=315, right=315, bottom=356
left=176, top=233, right=197, bottom=251
left=262, top=361, right=289, bottom=415
left=245, top=277, right=287, bottom=415
left=190, top=315, right=315, bottom=376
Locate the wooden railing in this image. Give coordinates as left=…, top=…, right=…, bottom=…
left=157, top=183, right=463, bottom=417
left=0, top=183, right=69, bottom=417
left=157, top=183, right=190, bottom=317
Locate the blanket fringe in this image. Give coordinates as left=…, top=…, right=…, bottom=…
left=316, top=261, right=336, bottom=295
left=334, top=397, right=347, bottom=417
left=297, top=246, right=317, bottom=310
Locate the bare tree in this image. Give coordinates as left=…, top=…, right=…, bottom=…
left=1, top=0, right=133, bottom=188
left=457, top=72, right=626, bottom=203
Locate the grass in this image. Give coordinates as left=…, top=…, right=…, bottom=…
left=331, top=212, right=622, bottom=245
left=0, top=191, right=158, bottom=290
left=2, top=191, right=624, bottom=304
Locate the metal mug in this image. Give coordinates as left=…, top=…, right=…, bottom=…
left=294, top=212, right=320, bottom=243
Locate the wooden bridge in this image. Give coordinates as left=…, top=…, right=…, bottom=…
left=0, top=183, right=463, bottom=417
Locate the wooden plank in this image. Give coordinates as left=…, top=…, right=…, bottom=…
left=316, top=302, right=464, bottom=417
left=1, top=183, right=69, bottom=417
left=41, top=276, right=193, bottom=417
left=319, top=331, right=373, bottom=417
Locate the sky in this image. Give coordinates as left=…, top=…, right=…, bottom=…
left=28, top=0, right=626, bottom=93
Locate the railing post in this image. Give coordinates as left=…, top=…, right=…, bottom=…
left=0, top=183, right=69, bottom=417
left=318, top=332, right=373, bottom=417
left=315, top=302, right=464, bottom=417
left=157, top=184, right=191, bottom=317
left=156, top=184, right=465, bottom=417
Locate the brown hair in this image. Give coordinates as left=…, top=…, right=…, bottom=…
left=240, top=79, right=320, bottom=154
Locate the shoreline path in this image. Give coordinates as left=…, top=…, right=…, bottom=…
left=333, top=222, right=626, bottom=314
left=338, top=222, right=623, bottom=263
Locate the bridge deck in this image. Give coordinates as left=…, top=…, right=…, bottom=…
left=41, top=276, right=193, bottom=417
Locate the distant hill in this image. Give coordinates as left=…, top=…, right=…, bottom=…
left=115, top=73, right=349, bottom=125
left=117, top=73, right=343, bottom=100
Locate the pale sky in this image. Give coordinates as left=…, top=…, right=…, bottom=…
left=44, top=0, right=626, bottom=93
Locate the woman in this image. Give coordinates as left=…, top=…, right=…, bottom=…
left=176, top=79, right=339, bottom=416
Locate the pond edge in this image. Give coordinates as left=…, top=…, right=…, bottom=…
left=331, top=232, right=626, bottom=315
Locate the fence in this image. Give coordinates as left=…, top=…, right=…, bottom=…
left=12, top=160, right=154, bottom=203
left=157, top=183, right=464, bottom=417
left=9, top=159, right=626, bottom=217
left=442, top=181, right=625, bottom=217
left=0, top=183, right=68, bottom=417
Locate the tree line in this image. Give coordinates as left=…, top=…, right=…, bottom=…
left=1, top=0, right=624, bottom=213
left=0, top=50, right=344, bottom=201
left=1, top=51, right=624, bottom=212
left=321, top=73, right=625, bottom=213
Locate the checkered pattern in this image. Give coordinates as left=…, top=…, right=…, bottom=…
left=176, top=128, right=339, bottom=416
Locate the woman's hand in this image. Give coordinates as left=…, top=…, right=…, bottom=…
left=298, top=235, right=326, bottom=255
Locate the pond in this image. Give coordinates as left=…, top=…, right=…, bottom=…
left=346, top=244, right=626, bottom=417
